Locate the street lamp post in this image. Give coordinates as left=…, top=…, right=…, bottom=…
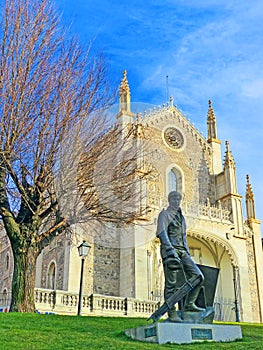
left=77, top=240, right=91, bottom=316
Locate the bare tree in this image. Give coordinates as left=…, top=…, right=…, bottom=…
left=0, top=0, right=117, bottom=312
left=0, top=0, right=152, bottom=313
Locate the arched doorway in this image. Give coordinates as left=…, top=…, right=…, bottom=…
left=187, top=230, right=240, bottom=322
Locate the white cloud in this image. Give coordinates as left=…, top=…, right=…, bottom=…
left=242, top=80, right=263, bottom=98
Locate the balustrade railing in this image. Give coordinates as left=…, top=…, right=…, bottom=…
left=34, top=288, right=159, bottom=317
left=0, top=292, right=11, bottom=312
left=0, top=289, right=235, bottom=321
left=182, top=201, right=231, bottom=222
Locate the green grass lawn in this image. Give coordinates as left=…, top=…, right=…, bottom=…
left=0, top=313, right=262, bottom=349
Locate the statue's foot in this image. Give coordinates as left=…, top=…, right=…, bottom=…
left=168, top=314, right=182, bottom=323
left=184, top=303, right=206, bottom=312
left=167, top=310, right=182, bottom=323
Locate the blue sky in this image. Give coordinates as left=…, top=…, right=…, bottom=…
left=56, top=0, right=263, bottom=224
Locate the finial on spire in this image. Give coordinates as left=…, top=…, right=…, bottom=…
left=207, top=99, right=218, bottom=141
left=207, top=99, right=216, bottom=121
left=120, top=70, right=130, bottom=96
left=119, top=70, right=131, bottom=112
left=246, top=174, right=254, bottom=200
left=224, top=140, right=235, bottom=168
left=117, top=70, right=134, bottom=124
left=120, top=70, right=129, bottom=92
left=246, top=174, right=256, bottom=220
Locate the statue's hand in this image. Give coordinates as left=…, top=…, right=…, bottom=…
left=166, top=247, right=181, bottom=263
left=166, top=248, right=182, bottom=270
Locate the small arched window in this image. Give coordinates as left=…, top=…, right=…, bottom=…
left=47, top=262, right=56, bottom=290
left=6, top=254, right=9, bottom=270
left=2, top=289, right=8, bottom=305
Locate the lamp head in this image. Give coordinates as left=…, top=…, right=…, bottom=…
left=78, top=240, right=91, bottom=258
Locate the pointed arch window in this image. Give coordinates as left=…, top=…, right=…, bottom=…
left=167, top=167, right=182, bottom=194
left=168, top=170, right=177, bottom=193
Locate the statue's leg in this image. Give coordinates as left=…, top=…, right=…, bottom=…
left=180, top=253, right=205, bottom=312
left=163, top=259, right=182, bottom=322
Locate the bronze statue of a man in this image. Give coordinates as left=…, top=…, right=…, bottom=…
left=156, top=191, right=204, bottom=322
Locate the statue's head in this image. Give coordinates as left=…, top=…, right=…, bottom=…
left=168, top=191, right=182, bottom=210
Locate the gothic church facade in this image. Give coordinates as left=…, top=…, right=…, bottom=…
left=1, top=71, right=263, bottom=323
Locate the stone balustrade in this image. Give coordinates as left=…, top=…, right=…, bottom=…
left=1, top=289, right=234, bottom=321
left=148, top=200, right=231, bottom=223
left=35, top=288, right=159, bottom=317
left=182, top=201, right=231, bottom=222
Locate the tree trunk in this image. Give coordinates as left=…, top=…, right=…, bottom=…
left=10, top=244, right=39, bottom=313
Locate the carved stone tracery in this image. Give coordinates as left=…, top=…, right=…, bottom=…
left=245, top=232, right=260, bottom=319
left=163, top=127, right=184, bottom=150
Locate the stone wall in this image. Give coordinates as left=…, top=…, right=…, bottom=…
left=40, top=234, right=67, bottom=290
left=93, top=245, right=120, bottom=295
left=0, top=231, right=13, bottom=296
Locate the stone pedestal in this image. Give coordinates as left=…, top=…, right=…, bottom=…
left=125, top=322, right=242, bottom=344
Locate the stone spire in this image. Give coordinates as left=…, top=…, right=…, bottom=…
left=246, top=174, right=256, bottom=220
left=207, top=100, right=218, bottom=142
left=223, top=140, right=238, bottom=194
left=119, top=70, right=131, bottom=113
left=117, top=70, right=134, bottom=127
left=206, top=100, right=222, bottom=174
left=222, top=140, right=243, bottom=236
left=224, top=140, right=236, bottom=169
